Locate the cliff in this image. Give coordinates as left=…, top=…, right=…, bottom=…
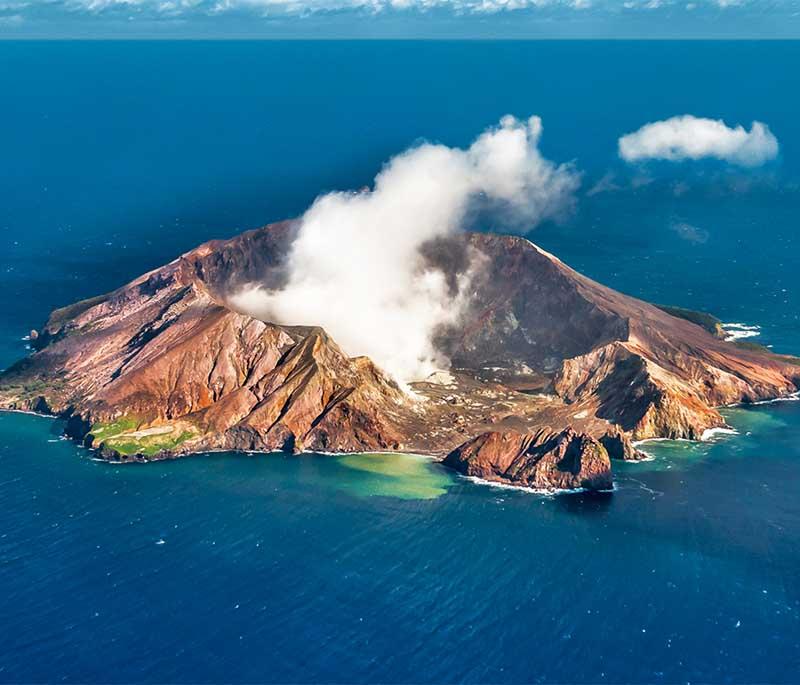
left=443, top=428, right=613, bottom=491
left=1, top=222, right=797, bottom=491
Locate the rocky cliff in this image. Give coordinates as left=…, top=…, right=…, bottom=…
left=443, top=428, right=613, bottom=491
left=1, top=222, right=797, bottom=491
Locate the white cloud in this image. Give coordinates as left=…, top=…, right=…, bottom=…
left=230, top=116, right=579, bottom=383
left=621, top=0, right=745, bottom=6
left=63, top=0, right=507, bottom=12
left=618, top=115, right=778, bottom=167
left=68, top=0, right=142, bottom=9
left=52, top=0, right=715, bottom=15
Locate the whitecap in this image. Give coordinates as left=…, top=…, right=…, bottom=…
left=721, top=322, right=761, bottom=342
left=461, top=474, right=614, bottom=496
left=700, top=427, right=740, bottom=441
left=633, top=437, right=693, bottom=446
left=0, top=408, right=55, bottom=419
left=750, top=391, right=800, bottom=406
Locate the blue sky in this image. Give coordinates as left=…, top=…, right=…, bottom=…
left=0, top=0, right=799, bottom=38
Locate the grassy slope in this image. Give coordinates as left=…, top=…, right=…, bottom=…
left=655, top=304, right=725, bottom=339
left=90, top=417, right=197, bottom=457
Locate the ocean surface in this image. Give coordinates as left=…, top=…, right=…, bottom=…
left=0, top=41, right=799, bottom=683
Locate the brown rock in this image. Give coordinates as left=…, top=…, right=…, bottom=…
left=444, top=427, right=613, bottom=491
left=0, top=221, right=797, bottom=492
left=599, top=429, right=648, bottom=462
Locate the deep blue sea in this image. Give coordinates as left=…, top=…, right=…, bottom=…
left=0, top=41, right=799, bottom=683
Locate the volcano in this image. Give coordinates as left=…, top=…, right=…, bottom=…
left=2, top=221, right=797, bottom=491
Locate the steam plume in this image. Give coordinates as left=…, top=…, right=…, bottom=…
left=231, top=115, right=579, bottom=382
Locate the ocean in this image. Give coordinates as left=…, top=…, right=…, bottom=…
left=0, top=41, right=799, bottom=683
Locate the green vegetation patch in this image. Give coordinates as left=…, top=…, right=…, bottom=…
left=90, top=416, right=197, bottom=457
left=656, top=305, right=724, bottom=338
left=90, top=416, right=140, bottom=440
left=107, top=430, right=196, bottom=457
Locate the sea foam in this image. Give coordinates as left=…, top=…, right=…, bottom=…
left=700, top=427, right=740, bottom=441
left=722, top=322, right=761, bottom=342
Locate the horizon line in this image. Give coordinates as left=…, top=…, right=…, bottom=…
left=3, top=36, right=800, bottom=41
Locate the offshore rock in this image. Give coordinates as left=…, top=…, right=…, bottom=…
left=444, top=427, right=613, bottom=491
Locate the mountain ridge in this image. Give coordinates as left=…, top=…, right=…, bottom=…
left=2, top=221, right=797, bottom=491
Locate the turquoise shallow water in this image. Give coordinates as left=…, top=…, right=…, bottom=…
left=0, top=40, right=799, bottom=683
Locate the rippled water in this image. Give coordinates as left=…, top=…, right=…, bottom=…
left=1, top=40, right=799, bottom=683
left=1, top=400, right=799, bottom=683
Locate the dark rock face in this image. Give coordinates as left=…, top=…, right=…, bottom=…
left=599, top=430, right=648, bottom=462
left=436, top=235, right=631, bottom=373
left=0, top=221, right=797, bottom=492
left=444, top=428, right=613, bottom=491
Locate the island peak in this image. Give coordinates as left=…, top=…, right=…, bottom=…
left=1, top=222, right=797, bottom=491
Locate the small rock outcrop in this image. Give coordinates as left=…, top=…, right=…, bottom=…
left=444, top=428, right=613, bottom=491
left=599, top=430, right=648, bottom=462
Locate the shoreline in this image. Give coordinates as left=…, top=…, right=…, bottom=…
left=0, top=407, right=57, bottom=420
left=0, top=408, right=612, bottom=495
left=460, top=474, right=616, bottom=497
left=2, top=385, right=798, bottom=491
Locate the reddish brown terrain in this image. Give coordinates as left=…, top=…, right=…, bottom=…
left=1, top=221, right=797, bottom=491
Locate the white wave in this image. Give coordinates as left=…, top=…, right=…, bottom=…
left=632, top=434, right=708, bottom=460
left=750, top=391, right=800, bottom=406
left=0, top=408, right=55, bottom=419
left=635, top=427, right=739, bottom=446
left=723, top=322, right=761, bottom=330
left=725, top=330, right=761, bottom=341
left=461, top=474, right=614, bottom=496
left=722, top=322, right=761, bottom=342
left=632, top=437, right=693, bottom=446
left=700, top=427, right=740, bottom=441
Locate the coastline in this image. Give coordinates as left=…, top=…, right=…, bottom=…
left=459, top=473, right=617, bottom=497
left=0, top=407, right=609, bottom=495
left=3, top=385, right=798, bottom=488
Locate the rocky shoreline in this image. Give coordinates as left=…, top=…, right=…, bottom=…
left=1, top=222, right=797, bottom=492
